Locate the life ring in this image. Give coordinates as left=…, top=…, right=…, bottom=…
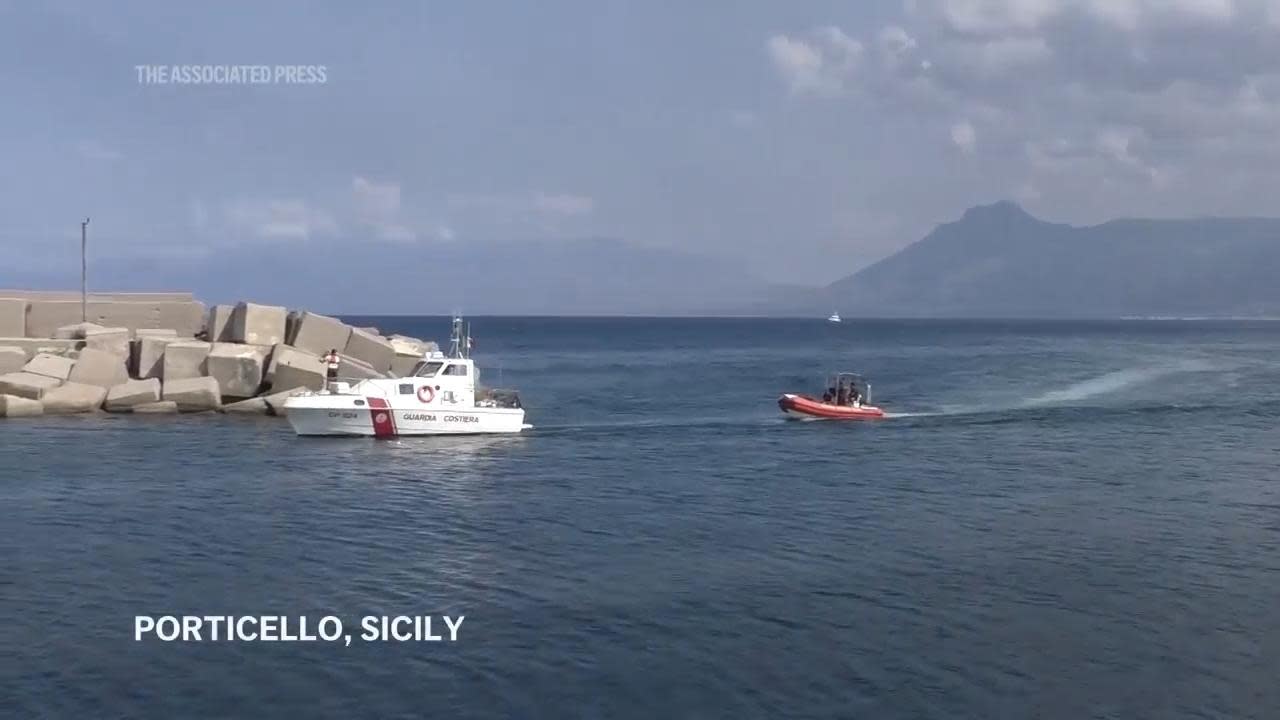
left=416, top=386, right=434, bottom=404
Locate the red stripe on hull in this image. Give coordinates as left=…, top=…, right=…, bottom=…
left=366, top=397, right=397, bottom=437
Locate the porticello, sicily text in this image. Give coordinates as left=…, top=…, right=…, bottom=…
left=135, top=615, right=463, bottom=646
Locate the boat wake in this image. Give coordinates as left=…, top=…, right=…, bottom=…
left=883, top=359, right=1231, bottom=422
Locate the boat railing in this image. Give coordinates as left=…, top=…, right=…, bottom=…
left=476, top=387, right=522, bottom=409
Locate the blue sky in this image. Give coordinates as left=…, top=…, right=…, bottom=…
left=3, top=0, right=1280, bottom=294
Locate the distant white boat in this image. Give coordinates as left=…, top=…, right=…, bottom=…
left=827, top=312, right=842, bottom=323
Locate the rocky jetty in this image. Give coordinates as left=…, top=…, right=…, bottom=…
left=0, top=291, right=437, bottom=419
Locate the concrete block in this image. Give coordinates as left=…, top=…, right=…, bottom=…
left=0, top=290, right=194, bottom=302
left=261, top=387, right=306, bottom=416
left=0, top=393, right=42, bottom=417
left=162, top=341, right=211, bottom=381
left=336, top=353, right=383, bottom=381
left=132, top=401, right=179, bottom=414
left=104, top=378, right=162, bottom=412
left=25, top=299, right=205, bottom=337
left=67, top=347, right=129, bottom=388
left=83, top=326, right=131, bottom=357
left=389, top=335, right=435, bottom=356
left=344, top=327, right=395, bottom=374
left=290, top=311, right=352, bottom=356
left=54, top=322, right=106, bottom=339
left=230, top=302, right=287, bottom=345
left=223, top=396, right=270, bottom=414
left=0, top=372, right=62, bottom=399
left=0, top=338, right=81, bottom=359
left=41, top=381, right=107, bottom=414
left=390, top=351, right=422, bottom=377
left=22, top=353, right=75, bottom=380
left=163, top=376, right=222, bottom=412
left=206, top=305, right=235, bottom=342
left=206, top=343, right=268, bottom=399
left=0, top=298, right=25, bottom=337
left=267, top=345, right=326, bottom=391
left=133, top=336, right=183, bottom=380
left=0, top=346, right=25, bottom=374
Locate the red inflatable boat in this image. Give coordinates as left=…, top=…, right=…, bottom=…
left=778, top=393, right=886, bottom=420
left=778, top=372, right=886, bottom=420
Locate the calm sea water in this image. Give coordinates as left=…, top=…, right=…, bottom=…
left=4, top=318, right=1280, bottom=719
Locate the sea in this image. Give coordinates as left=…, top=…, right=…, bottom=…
left=3, top=318, right=1279, bottom=719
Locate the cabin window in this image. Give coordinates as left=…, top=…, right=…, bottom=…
left=412, top=361, right=444, bottom=377
left=442, top=364, right=468, bottom=376
left=398, top=383, right=414, bottom=395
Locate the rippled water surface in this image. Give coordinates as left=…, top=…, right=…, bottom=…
left=4, top=318, right=1280, bottom=718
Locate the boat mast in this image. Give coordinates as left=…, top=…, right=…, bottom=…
left=448, top=314, right=470, bottom=359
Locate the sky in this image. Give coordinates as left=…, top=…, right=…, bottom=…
left=3, top=0, right=1280, bottom=292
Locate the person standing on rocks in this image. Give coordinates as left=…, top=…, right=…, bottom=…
left=322, top=349, right=340, bottom=392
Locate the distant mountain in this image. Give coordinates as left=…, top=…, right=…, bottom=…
left=812, top=201, right=1280, bottom=317
left=7, top=237, right=786, bottom=316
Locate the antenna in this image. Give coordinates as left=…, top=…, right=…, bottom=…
left=80, top=217, right=89, bottom=322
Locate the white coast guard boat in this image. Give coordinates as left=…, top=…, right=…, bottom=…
left=284, top=317, right=527, bottom=437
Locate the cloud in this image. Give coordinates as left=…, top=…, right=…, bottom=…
left=447, top=190, right=595, bottom=219
left=77, top=140, right=124, bottom=162
left=951, top=120, right=978, bottom=153
left=352, top=176, right=416, bottom=241
left=767, top=26, right=863, bottom=96
left=768, top=1, right=1280, bottom=212
left=533, top=192, right=594, bottom=217
left=224, top=199, right=338, bottom=240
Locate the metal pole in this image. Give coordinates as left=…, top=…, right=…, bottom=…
left=80, top=218, right=89, bottom=322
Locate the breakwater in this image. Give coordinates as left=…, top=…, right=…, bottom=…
left=0, top=291, right=435, bottom=417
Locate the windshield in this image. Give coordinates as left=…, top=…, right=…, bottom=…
left=411, top=361, right=445, bottom=377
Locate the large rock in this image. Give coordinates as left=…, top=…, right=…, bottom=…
left=0, top=393, right=42, bottom=417
left=132, top=400, right=178, bottom=414
left=162, top=341, right=212, bottom=381
left=22, top=353, right=75, bottom=381
left=223, top=396, right=270, bottom=414
left=0, top=372, right=61, bottom=399
left=67, top=347, right=129, bottom=388
left=83, top=326, right=131, bottom=357
left=344, top=328, right=395, bottom=374
left=25, top=299, right=205, bottom=337
left=133, top=335, right=183, bottom=380
left=162, top=376, right=222, bottom=412
left=290, top=311, right=352, bottom=356
left=267, top=344, right=326, bottom=391
left=0, top=346, right=26, bottom=374
left=104, top=378, right=162, bottom=412
left=0, top=298, right=26, bottom=337
left=230, top=302, right=287, bottom=346
left=205, top=304, right=235, bottom=342
left=41, top=381, right=107, bottom=414
left=206, top=343, right=268, bottom=399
